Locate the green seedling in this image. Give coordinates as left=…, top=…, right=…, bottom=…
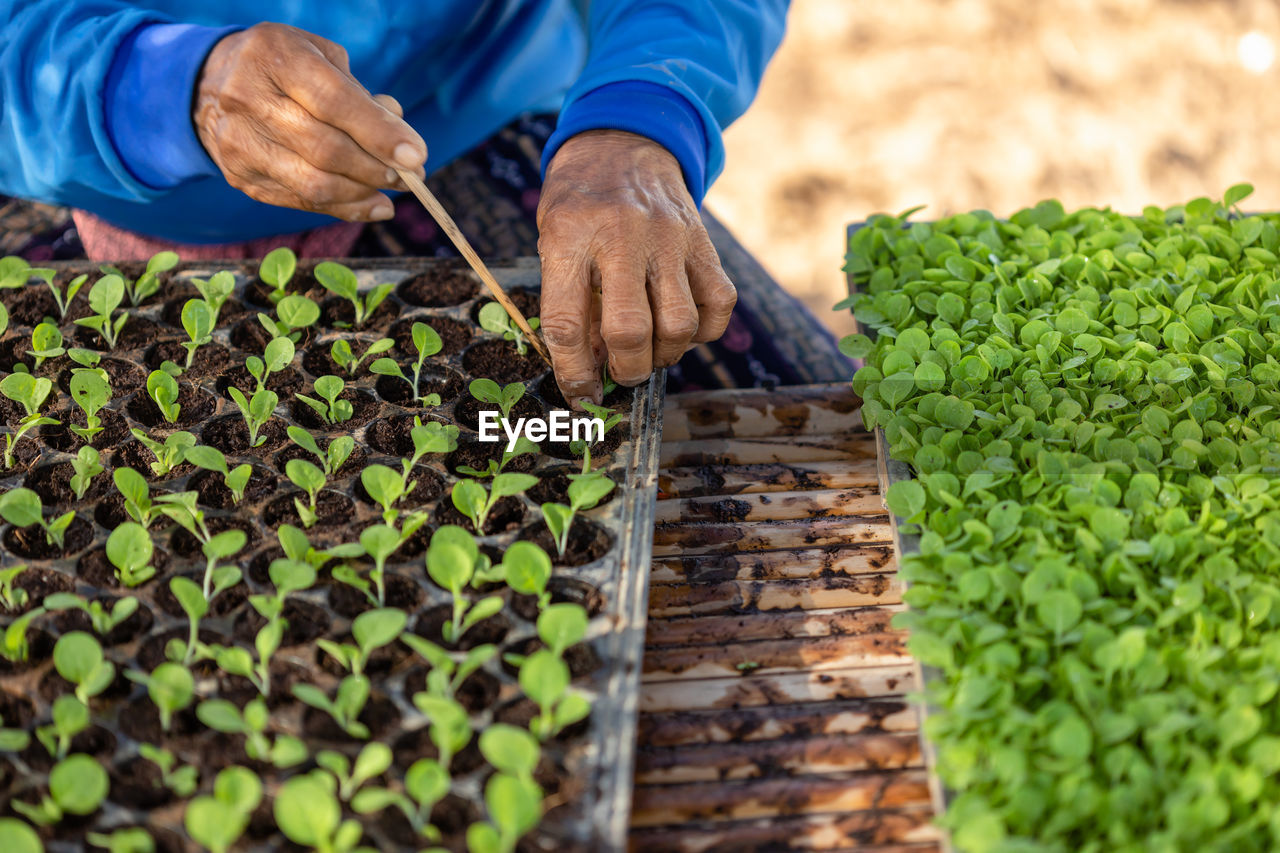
left=469, top=377, right=524, bottom=419
left=370, top=321, right=443, bottom=405
left=129, top=428, right=194, bottom=476
left=467, top=772, right=543, bottom=853
left=333, top=523, right=399, bottom=607
left=163, top=576, right=209, bottom=666
left=257, top=246, right=297, bottom=303
left=540, top=472, right=614, bottom=558
left=102, top=250, right=177, bottom=306
left=155, top=490, right=210, bottom=544
left=86, top=827, right=156, bottom=853
left=0, top=565, right=28, bottom=611
left=478, top=301, right=540, bottom=356
left=69, top=446, right=102, bottom=500
left=257, top=293, right=319, bottom=343
left=69, top=367, right=111, bottom=444
left=287, top=426, right=354, bottom=477
left=205, top=617, right=280, bottom=698
left=314, top=260, right=394, bottom=328
left=12, top=753, right=109, bottom=826
left=184, top=445, right=252, bottom=505
left=277, top=523, right=363, bottom=572
left=499, top=541, right=552, bottom=608
left=579, top=400, right=625, bottom=436
left=145, top=369, right=181, bottom=423
left=296, top=374, right=353, bottom=424
left=361, top=463, right=408, bottom=523
left=0, top=487, right=75, bottom=549
left=537, top=603, right=589, bottom=658
left=401, top=634, right=496, bottom=699
left=0, top=818, right=39, bottom=853
left=0, top=372, right=58, bottom=468
left=456, top=436, right=538, bottom=479
left=330, top=336, right=393, bottom=376
left=112, top=467, right=155, bottom=528
left=44, top=592, right=138, bottom=637
left=273, top=773, right=368, bottom=853
left=196, top=698, right=307, bottom=767
left=402, top=418, right=459, bottom=479
left=480, top=724, right=541, bottom=785
left=199, top=528, right=246, bottom=601
left=68, top=348, right=101, bottom=367
left=53, top=631, right=115, bottom=704
left=352, top=756, right=449, bottom=842
left=411, top=693, right=472, bottom=770
left=1, top=608, right=44, bottom=664
left=520, top=650, right=590, bottom=741
left=191, top=270, right=235, bottom=323
left=226, top=386, right=277, bottom=448
left=46, top=273, right=88, bottom=321
left=0, top=255, right=52, bottom=289
left=317, top=742, right=391, bottom=802
left=246, top=334, right=294, bottom=394
left=180, top=299, right=215, bottom=368
left=451, top=472, right=538, bottom=534
left=28, top=321, right=64, bottom=368
left=73, top=274, right=127, bottom=348
left=285, top=458, right=327, bottom=528
left=0, top=713, right=31, bottom=751
left=293, top=674, right=372, bottom=740
left=318, top=607, right=407, bottom=677
left=105, top=520, right=154, bottom=587
left=427, top=526, right=504, bottom=644
left=183, top=766, right=262, bottom=853
left=138, top=743, right=197, bottom=797
left=0, top=303, right=7, bottom=337
left=34, top=695, right=88, bottom=761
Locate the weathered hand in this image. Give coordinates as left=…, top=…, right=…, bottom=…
left=194, top=23, right=427, bottom=221
left=537, top=130, right=737, bottom=406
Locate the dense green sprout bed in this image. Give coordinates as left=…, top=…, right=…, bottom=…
left=842, top=185, right=1280, bottom=852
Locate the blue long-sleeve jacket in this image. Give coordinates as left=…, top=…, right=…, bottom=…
left=0, top=0, right=787, bottom=244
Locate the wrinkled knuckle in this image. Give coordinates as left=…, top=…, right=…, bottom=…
left=602, top=316, right=652, bottom=353
left=707, top=280, right=738, bottom=314
left=539, top=313, right=586, bottom=349
left=655, top=308, right=699, bottom=343
left=295, top=171, right=337, bottom=206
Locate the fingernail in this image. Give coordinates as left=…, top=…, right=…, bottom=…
left=394, top=142, right=425, bottom=169
left=370, top=201, right=394, bottom=221
left=384, top=168, right=398, bottom=186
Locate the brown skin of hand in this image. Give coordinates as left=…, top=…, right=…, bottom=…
left=537, top=130, right=737, bottom=406
left=193, top=22, right=427, bottom=222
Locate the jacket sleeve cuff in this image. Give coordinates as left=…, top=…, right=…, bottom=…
left=104, top=22, right=242, bottom=190
left=541, top=80, right=710, bottom=206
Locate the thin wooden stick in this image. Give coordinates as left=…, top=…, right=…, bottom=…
left=394, top=168, right=550, bottom=364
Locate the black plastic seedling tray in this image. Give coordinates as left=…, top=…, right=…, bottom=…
left=0, top=256, right=661, bottom=851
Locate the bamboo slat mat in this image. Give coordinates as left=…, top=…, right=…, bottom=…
left=629, top=384, right=940, bottom=852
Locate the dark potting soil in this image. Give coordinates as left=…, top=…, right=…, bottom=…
left=517, top=518, right=614, bottom=568
left=144, top=340, right=233, bottom=380
left=462, top=338, right=547, bottom=382
left=396, top=266, right=479, bottom=307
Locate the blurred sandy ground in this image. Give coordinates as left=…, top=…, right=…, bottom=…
left=705, top=0, right=1280, bottom=338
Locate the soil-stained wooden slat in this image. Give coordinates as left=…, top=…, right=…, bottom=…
left=649, top=545, right=897, bottom=584
left=647, top=574, right=903, bottom=619
left=646, top=605, right=904, bottom=648
left=655, top=487, right=885, bottom=525
left=642, top=632, right=910, bottom=682
left=658, top=458, right=879, bottom=499
left=662, top=383, right=864, bottom=442
left=638, top=697, right=918, bottom=748
left=630, top=770, right=932, bottom=825
left=634, top=731, right=923, bottom=783
left=639, top=664, right=918, bottom=713
left=629, top=809, right=940, bottom=853
left=661, top=434, right=876, bottom=468
left=653, top=516, right=893, bottom=556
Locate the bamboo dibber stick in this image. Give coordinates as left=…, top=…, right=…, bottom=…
left=394, top=168, right=551, bottom=364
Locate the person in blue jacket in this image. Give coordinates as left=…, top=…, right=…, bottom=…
left=0, top=0, right=846, bottom=399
